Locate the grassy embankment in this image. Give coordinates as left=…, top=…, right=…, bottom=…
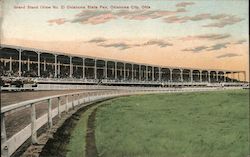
left=95, top=90, right=249, bottom=157
left=66, top=89, right=249, bottom=157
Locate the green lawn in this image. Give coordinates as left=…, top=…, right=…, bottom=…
left=95, top=90, right=249, bottom=157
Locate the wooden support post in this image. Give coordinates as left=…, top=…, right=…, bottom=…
left=31, top=103, right=38, bottom=144
left=72, top=95, right=75, bottom=109
left=78, top=94, right=80, bottom=105
left=48, top=99, right=53, bottom=128
left=57, top=97, right=61, bottom=118
left=65, top=95, right=69, bottom=113
left=1, top=113, right=8, bottom=157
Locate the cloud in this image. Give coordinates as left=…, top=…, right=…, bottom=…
left=72, top=10, right=117, bottom=24
left=207, top=42, right=230, bottom=51
left=176, top=2, right=195, bottom=7
left=182, top=46, right=208, bottom=52
left=217, top=53, right=242, bottom=59
left=164, top=13, right=243, bottom=28
left=99, top=42, right=131, bottom=50
left=87, top=38, right=173, bottom=50
left=182, top=42, right=231, bottom=52
left=47, top=7, right=187, bottom=26
left=234, top=39, right=247, bottom=44
left=203, top=15, right=244, bottom=28
left=47, top=18, right=67, bottom=25
left=87, top=38, right=107, bottom=43
left=47, top=5, right=243, bottom=28
left=181, top=33, right=231, bottom=41
left=143, top=39, right=173, bottom=47
left=72, top=9, right=184, bottom=25
left=163, top=16, right=188, bottom=23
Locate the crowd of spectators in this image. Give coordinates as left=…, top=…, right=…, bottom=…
left=0, top=60, right=241, bottom=87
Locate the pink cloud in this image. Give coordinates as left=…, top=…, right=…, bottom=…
left=176, top=2, right=195, bottom=7
left=84, top=14, right=116, bottom=25
left=47, top=18, right=67, bottom=25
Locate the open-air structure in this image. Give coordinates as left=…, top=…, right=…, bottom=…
left=0, top=44, right=247, bottom=85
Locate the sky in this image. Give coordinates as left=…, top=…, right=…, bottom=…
left=1, top=0, right=249, bottom=80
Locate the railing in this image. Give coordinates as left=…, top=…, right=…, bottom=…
left=1, top=82, right=247, bottom=92
left=1, top=89, right=161, bottom=157
left=0, top=86, right=245, bottom=157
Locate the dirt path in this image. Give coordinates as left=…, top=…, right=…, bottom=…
left=39, top=103, right=97, bottom=157
left=85, top=108, right=99, bottom=157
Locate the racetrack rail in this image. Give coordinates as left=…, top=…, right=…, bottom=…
left=0, top=86, right=244, bottom=157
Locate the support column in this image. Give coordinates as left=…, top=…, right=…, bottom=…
left=44, top=60, right=46, bottom=71
left=70, top=56, right=72, bottom=78
left=216, top=71, right=219, bottom=82
left=131, top=64, right=134, bottom=81
left=54, top=55, right=57, bottom=78
left=27, top=58, right=30, bottom=71
left=159, top=67, right=161, bottom=81
left=94, top=59, right=97, bottom=80
left=105, top=61, right=108, bottom=79
left=134, top=69, right=136, bottom=80
left=190, top=70, right=193, bottom=82
left=208, top=71, right=211, bottom=83
left=115, top=62, right=117, bottom=80
left=152, top=67, right=155, bottom=81
left=37, top=52, right=40, bottom=77
left=58, top=61, right=60, bottom=76
left=139, top=65, right=141, bottom=81
left=123, top=64, right=126, bottom=80
left=237, top=72, right=240, bottom=82
left=82, top=58, right=85, bottom=79
left=9, top=57, right=12, bottom=72
left=200, top=70, right=202, bottom=82
left=180, top=69, right=183, bottom=82
left=170, top=69, right=173, bottom=83
left=18, top=49, right=22, bottom=77
left=146, top=66, right=148, bottom=81
left=127, top=67, right=129, bottom=78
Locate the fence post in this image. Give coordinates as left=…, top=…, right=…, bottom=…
left=48, top=98, right=53, bottom=128
left=82, top=93, right=85, bottom=103
left=65, top=95, right=69, bottom=113
left=72, top=95, right=75, bottom=110
left=58, top=97, right=61, bottom=118
left=31, top=103, right=38, bottom=144
left=78, top=94, right=80, bottom=106
left=1, top=113, right=9, bottom=157
left=88, top=92, right=90, bottom=102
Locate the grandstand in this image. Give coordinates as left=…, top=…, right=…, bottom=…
left=0, top=44, right=247, bottom=88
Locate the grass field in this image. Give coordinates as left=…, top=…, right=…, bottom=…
left=95, top=90, right=249, bottom=157
left=66, top=103, right=102, bottom=157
